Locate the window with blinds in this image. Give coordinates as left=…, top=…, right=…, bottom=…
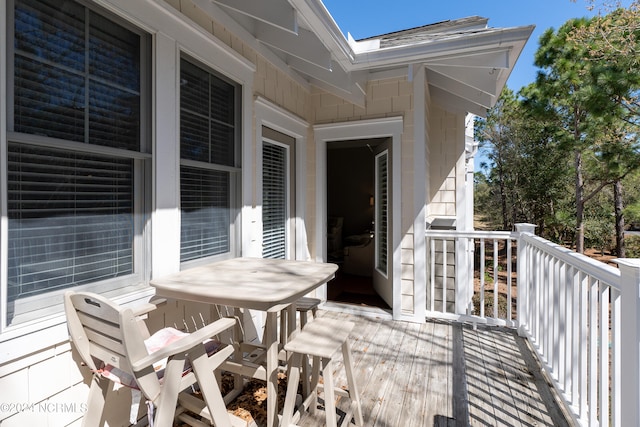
left=13, top=0, right=142, bottom=150
left=179, top=57, right=239, bottom=263
left=7, top=144, right=134, bottom=301
left=7, top=0, right=149, bottom=324
left=180, top=167, right=230, bottom=262
left=262, top=142, right=288, bottom=259
left=376, top=151, right=389, bottom=274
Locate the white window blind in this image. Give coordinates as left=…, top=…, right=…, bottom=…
left=7, top=144, right=134, bottom=302
left=179, top=57, right=238, bottom=262
left=376, top=151, right=388, bottom=274
left=180, top=167, right=230, bottom=262
left=262, top=142, right=287, bottom=259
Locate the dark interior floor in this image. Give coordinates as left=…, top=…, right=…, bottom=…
left=327, top=268, right=391, bottom=310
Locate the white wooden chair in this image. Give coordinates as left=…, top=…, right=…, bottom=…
left=64, top=291, right=237, bottom=427
left=281, top=318, right=363, bottom=427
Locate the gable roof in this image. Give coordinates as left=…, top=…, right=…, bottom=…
left=192, top=0, right=534, bottom=116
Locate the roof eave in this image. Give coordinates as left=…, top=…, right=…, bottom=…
left=349, top=26, right=535, bottom=72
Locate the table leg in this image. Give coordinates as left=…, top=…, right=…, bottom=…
left=286, top=303, right=297, bottom=340
left=265, top=311, right=278, bottom=427
left=233, top=307, right=244, bottom=393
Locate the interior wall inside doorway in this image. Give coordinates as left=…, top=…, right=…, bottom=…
left=327, top=145, right=375, bottom=238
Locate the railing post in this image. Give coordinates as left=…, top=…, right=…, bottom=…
left=615, top=258, right=640, bottom=427
left=455, top=235, right=471, bottom=315
left=515, top=223, right=536, bottom=337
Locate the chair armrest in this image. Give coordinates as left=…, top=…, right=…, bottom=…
left=131, top=297, right=167, bottom=317
left=131, top=317, right=236, bottom=372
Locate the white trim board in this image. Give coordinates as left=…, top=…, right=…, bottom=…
left=314, top=117, right=403, bottom=320
left=254, top=97, right=310, bottom=261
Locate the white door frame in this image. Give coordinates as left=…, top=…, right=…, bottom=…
left=314, top=117, right=403, bottom=319
left=254, top=97, right=310, bottom=261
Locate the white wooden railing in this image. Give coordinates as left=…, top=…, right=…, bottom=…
left=425, top=224, right=640, bottom=427
left=425, top=228, right=517, bottom=326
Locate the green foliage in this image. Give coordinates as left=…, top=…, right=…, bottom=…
left=474, top=86, right=572, bottom=234
left=584, top=216, right=615, bottom=254
left=624, top=203, right=640, bottom=226
left=472, top=291, right=510, bottom=319
left=626, top=235, right=640, bottom=258
left=475, top=9, right=640, bottom=254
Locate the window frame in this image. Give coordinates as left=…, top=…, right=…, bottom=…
left=178, top=54, right=242, bottom=268
left=1, top=0, right=152, bottom=330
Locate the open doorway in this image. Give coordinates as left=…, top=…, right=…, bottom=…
left=326, top=138, right=391, bottom=310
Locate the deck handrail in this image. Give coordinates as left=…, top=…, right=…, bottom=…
left=425, top=224, right=640, bottom=427
left=518, top=231, right=621, bottom=290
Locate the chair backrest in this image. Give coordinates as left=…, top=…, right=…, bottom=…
left=64, top=291, right=161, bottom=399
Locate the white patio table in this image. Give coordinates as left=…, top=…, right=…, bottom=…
left=149, top=257, right=338, bottom=427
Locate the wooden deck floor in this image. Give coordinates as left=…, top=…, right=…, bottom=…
left=294, top=310, right=571, bottom=427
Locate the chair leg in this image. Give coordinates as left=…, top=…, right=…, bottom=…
left=310, top=355, right=321, bottom=415
left=82, top=375, right=111, bottom=427
left=342, top=341, right=364, bottom=426
left=154, top=355, right=188, bottom=427
left=301, top=352, right=312, bottom=398
left=189, top=345, right=232, bottom=427
left=281, top=352, right=303, bottom=427
left=280, top=309, right=287, bottom=345
left=322, top=358, right=337, bottom=427
left=299, top=310, right=309, bottom=328
left=298, top=307, right=318, bottom=398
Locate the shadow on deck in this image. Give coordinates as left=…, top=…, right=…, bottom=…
left=296, top=310, right=571, bottom=427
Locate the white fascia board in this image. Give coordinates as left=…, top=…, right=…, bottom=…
left=348, top=32, right=380, bottom=53
left=213, top=0, right=298, bottom=34
left=423, top=47, right=511, bottom=69
left=430, top=85, right=488, bottom=117
left=426, top=68, right=495, bottom=108
left=257, top=25, right=333, bottom=70
left=348, top=26, right=534, bottom=72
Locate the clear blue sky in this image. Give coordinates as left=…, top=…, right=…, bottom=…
left=322, top=0, right=613, bottom=91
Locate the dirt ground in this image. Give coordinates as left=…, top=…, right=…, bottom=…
left=175, top=372, right=293, bottom=427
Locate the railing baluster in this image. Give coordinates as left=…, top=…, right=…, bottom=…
left=550, top=255, right=556, bottom=373
left=430, top=238, right=435, bottom=312
left=611, top=287, right=621, bottom=427
left=558, top=260, right=566, bottom=391
left=531, top=249, right=542, bottom=346
left=507, top=238, right=512, bottom=322
left=545, top=252, right=552, bottom=365
left=565, top=264, right=574, bottom=399
left=589, top=276, right=598, bottom=425
left=600, top=283, right=610, bottom=426
left=493, top=239, right=498, bottom=319
left=579, top=271, right=588, bottom=422
left=480, top=238, right=485, bottom=319
left=442, top=239, right=447, bottom=313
